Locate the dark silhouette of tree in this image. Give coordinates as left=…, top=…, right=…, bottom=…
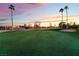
left=59, top=22, right=65, bottom=29
left=59, top=8, right=64, bottom=22
left=64, top=6, right=68, bottom=23
left=34, top=21, right=41, bottom=29
left=9, top=4, right=15, bottom=30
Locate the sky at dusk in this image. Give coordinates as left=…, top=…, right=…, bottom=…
left=0, top=3, right=79, bottom=26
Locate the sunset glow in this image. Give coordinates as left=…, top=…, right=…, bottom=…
left=0, top=3, right=79, bottom=27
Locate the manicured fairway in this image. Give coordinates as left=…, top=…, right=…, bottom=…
left=0, top=30, right=79, bottom=56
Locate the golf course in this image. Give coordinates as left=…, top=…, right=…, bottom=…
left=0, top=30, right=79, bottom=56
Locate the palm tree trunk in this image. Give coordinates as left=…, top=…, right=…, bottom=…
left=61, top=12, right=63, bottom=22
left=11, top=9, right=13, bottom=30
left=66, top=9, right=68, bottom=23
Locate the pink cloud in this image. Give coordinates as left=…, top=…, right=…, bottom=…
left=0, top=19, right=7, bottom=21
left=0, top=9, right=9, bottom=14
left=0, top=3, right=47, bottom=15
left=14, top=3, right=47, bottom=14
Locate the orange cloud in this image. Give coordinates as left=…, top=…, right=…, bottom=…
left=36, top=16, right=75, bottom=21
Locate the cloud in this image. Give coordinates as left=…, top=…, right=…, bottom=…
left=29, top=15, right=75, bottom=22
left=13, top=3, right=47, bottom=15
left=0, top=9, right=9, bottom=14
left=0, top=19, right=7, bottom=21
left=0, top=3, right=47, bottom=15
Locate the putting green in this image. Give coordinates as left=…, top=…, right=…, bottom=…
left=0, top=30, right=79, bottom=56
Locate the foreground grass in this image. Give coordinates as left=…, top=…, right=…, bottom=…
left=0, top=30, right=79, bottom=56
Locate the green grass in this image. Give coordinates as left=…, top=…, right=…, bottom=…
left=0, top=30, right=79, bottom=56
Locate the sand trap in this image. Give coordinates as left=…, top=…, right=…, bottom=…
left=60, top=29, right=76, bottom=32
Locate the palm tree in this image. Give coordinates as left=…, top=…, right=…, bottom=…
left=9, top=4, right=15, bottom=30
left=64, top=6, right=68, bottom=23
left=59, top=8, right=64, bottom=22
